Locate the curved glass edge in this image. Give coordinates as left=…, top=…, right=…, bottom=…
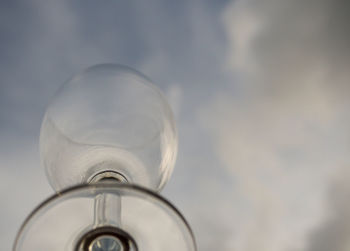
left=13, top=183, right=197, bottom=251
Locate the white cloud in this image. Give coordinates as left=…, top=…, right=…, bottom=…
left=3, top=0, right=350, bottom=250
left=195, top=0, right=350, bottom=250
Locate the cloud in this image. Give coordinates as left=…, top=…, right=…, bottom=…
left=307, top=167, right=350, bottom=251
left=2, top=0, right=350, bottom=250
left=194, top=0, right=350, bottom=250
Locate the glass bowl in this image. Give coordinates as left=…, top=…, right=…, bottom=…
left=40, top=64, right=177, bottom=192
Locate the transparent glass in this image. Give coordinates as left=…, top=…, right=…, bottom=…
left=13, top=183, right=196, bottom=251
left=40, top=64, right=177, bottom=192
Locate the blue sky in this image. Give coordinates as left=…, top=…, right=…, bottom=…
left=1, top=0, right=350, bottom=250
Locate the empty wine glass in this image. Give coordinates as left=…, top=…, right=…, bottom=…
left=13, top=64, right=196, bottom=251
left=40, top=64, right=177, bottom=192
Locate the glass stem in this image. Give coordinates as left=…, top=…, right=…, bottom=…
left=93, top=186, right=122, bottom=228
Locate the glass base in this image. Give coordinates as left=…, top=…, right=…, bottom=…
left=14, top=183, right=196, bottom=251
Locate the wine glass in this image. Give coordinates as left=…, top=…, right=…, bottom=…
left=13, top=64, right=196, bottom=251
left=40, top=64, right=177, bottom=192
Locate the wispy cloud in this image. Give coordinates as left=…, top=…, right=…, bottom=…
left=2, top=0, right=350, bottom=250
left=196, top=0, right=350, bottom=250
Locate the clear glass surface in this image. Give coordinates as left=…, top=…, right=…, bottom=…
left=13, top=183, right=197, bottom=251
left=40, top=64, right=178, bottom=192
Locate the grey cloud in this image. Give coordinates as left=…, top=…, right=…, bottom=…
left=225, top=0, right=350, bottom=96
left=3, top=0, right=350, bottom=250
left=306, top=168, right=350, bottom=251
left=204, top=0, right=350, bottom=250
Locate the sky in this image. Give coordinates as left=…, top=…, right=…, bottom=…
left=1, top=0, right=350, bottom=250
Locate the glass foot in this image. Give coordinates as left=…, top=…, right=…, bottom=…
left=14, top=183, right=196, bottom=251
